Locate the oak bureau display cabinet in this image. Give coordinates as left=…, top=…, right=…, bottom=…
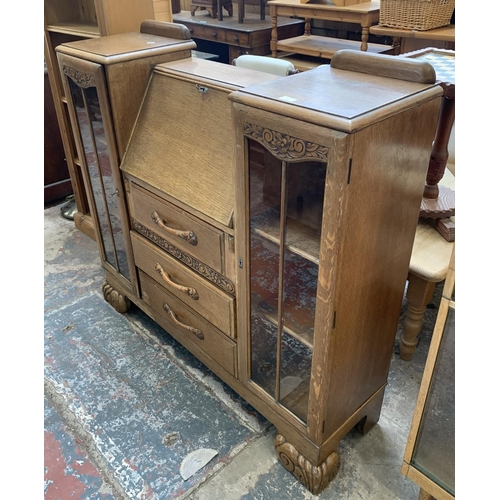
left=56, top=31, right=445, bottom=492
left=56, top=22, right=196, bottom=310
left=229, top=50, right=443, bottom=493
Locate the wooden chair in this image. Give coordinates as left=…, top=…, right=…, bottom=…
left=399, top=126, right=455, bottom=361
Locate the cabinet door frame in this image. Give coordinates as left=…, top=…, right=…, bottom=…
left=232, top=103, right=352, bottom=442
left=57, top=52, right=138, bottom=295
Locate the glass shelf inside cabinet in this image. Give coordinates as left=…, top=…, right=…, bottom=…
left=248, top=139, right=327, bottom=423
left=412, top=300, right=455, bottom=496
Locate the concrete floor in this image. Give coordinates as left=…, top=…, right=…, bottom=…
left=44, top=199, right=441, bottom=500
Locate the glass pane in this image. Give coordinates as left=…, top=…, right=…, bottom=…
left=248, top=137, right=326, bottom=424
left=279, top=161, right=325, bottom=421
left=412, top=305, right=455, bottom=496
left=249, top=140, right=281, bottom=398
left=68, top=79, right=130, bottom=281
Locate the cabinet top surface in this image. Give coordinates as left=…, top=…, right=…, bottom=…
left=268, top=0, right=380, bottom=13
left=57, top=31, right=192, bottom=60
left=155, top=58, right=282, bottom=89
left=230, top=64, right=441, bottom=131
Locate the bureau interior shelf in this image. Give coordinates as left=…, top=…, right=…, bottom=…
left=251, top=207, right=321, bottom=265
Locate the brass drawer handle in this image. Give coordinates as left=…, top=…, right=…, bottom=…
left=162, top=302, right=204, bottom=340
left=151, top=210, right=198, bottom=245
left=155, top=263, right=199, bottom=300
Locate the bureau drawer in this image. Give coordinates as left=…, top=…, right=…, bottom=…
left=139, top=271, right=237, bottom=377
left=131, top=232, right=236, bottom=338
left=130, top=182, right=224, bottom=273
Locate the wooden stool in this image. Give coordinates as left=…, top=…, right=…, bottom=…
left=400, top=222, right=454, bottom=360
left=190, top=0, right=233, bottom=19
left=399, top=170, right=454, bottom=361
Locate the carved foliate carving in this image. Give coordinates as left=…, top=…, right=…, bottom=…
left=274, top=434, right=340, bottom=494
left=102, top=281, right=131, bottom=313
left=244, top=123, right=329, bottom=162
left=62, top=65, right=95, bottom=88
left=133, top=221, right=236, bottom=296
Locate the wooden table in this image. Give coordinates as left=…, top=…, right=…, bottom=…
left=268, top=0, right=385, bottom=58
left=173, top=10, right=304, bottom=63
left=370, top=24, right=455, bottom=55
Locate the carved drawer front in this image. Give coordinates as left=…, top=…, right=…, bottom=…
left=139, top=271, right=237, bottom=376
left=130, top=182, right=224, bottom=273
left=131, top=232, right=236, bottom=338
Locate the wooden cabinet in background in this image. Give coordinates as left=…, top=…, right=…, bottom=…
left=55, top=23, right=195, bottom=309
left=44, top=0, right=172, bottom=238
left=44, top=64, right=73, bottom=203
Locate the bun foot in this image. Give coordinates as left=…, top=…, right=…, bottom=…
left=102, top=280, right=131, bottom=313
left=274, top=434, right=340, bottom=494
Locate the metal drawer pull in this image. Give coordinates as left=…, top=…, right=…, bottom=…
left=162, top=302, right=204, bottom=340
left=155, top=263, right=199, bottom=300
left=151, top=210, right=198, bottom=245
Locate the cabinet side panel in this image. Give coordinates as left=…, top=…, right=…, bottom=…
left=324, top=97, right=441, bottom=436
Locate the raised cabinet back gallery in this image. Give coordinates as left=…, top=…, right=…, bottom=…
left=56, top=24, right=443, bottom=495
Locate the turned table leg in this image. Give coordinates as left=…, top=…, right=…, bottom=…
left=305, top=18, right=311, bottom=35
left=400, top=274, right=437, bottom=361
left=423, top=86, right=455, bottom=200
left=392, top=36, right=401, bottom=55
left=361, top=25, right=369, bottom=51
left=270, top=7, right=278, bottom=57
left=275, top=435, right=340, bottom=494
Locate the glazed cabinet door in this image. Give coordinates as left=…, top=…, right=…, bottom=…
left=58, top=54, right=136, bottom=295
left=236, top=122, right=333, bottom=426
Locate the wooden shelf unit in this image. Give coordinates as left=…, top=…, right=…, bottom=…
left=268, top=0, right=391, bottom=64
left=44, top=0, right=171, bottom=239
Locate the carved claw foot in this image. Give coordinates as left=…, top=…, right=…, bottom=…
left=102, top=280, right=131, bottom=313
left=274, top=434, right=340, bottom=494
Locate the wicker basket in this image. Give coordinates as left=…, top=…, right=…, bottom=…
left=379, top=0, right=455, bottom=31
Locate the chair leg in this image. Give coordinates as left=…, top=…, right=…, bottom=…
left=400, top=274, right=436, bottom=361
